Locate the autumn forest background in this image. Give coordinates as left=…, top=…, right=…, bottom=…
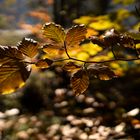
left=0, top=0, right=140, bottom=139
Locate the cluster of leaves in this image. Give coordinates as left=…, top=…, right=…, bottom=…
left=0, top=22, right=140, bottom=95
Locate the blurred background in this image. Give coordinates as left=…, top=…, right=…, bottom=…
left=0, top=0, right=140, bottom=139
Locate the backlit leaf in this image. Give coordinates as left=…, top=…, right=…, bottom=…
left=0, top=46, right=31, bottom=94
left=43, top=43, right=64, bottom=56
left=65, top=25, right=87, bottom=48
left=0, top=38, right=38, bottom=94
left=17, top=38, right=38, bottom=58
left=0, top=46, right=23, bottom=65
left=73, top=16, right=93, bottom=25
left=42, top=22, right=66, bottom=47
left=87, top=64, right=116, bottom=80
left=71, top=69, right=89, bottom=95
left=63, top=62, right=81, bottom=72
left=35, top=58, right=53, bottom=68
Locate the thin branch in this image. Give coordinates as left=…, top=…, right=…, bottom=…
left=64, top=41, right=71, bottom=59
left=53, top=58, right=70, bottom=62
left=111, top=46, right=117, bottom=59
left=71, top=57, right=140, bottom=63
left=53, top=41, right=140, bottom=64
left=54, top=56, right=140, bottom=63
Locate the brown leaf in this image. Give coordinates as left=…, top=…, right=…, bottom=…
left=0, top=38, right=38, bottom=94
left=17, top=38, right=38, bottom=58
left=0, top=46, right=31, bottom=94
left=65, top=24, right=87, bottom=48
left=87, top=64, right=116, bottom=80
left=42, top=22, right=66, bottom=47
left=71, top=69, right=89, bottom=95
left=63, top=62, right=81, bottom=72
left=35, top=58, right=53, bottom=68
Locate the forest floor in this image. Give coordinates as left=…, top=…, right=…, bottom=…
left=0, top=69, right=140, bottom=140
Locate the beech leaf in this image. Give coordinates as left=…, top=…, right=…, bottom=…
left=0, top=38, right=38, bottom=94
left=43, top=44, right=64, bottom=56
left=35, top=58, right=53, bottom=68
left=42, top=22, right=66, bottom=46
left=18, top=38, right=38, bottom=58
left=71, top=69, right=89, bottom=95
left=65, top=24, right=87, bottom=48
left=0, top=46, right=31, bottom=94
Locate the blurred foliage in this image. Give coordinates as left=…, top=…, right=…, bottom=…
left=112, top=0, right=135, bottom=5
left=0, top=14, right=14, bottom=29
left=1, top=0, right=140, bottom=139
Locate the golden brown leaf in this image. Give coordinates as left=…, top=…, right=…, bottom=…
left=43, top=43, right=64, bottom=56
left=65, top=25, right=87, bottom=48
left=71, top=70, right=89, bottom=95
left=0, top=38, right=38, bottom=94
left=42, top=22, right=66, bottom=47
left=35, top=58, right=53, bottom=68
left=0, top=46, right=31, bottom=94
left=17, top=38, right=38, bottom=58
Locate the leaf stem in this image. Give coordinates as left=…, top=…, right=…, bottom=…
left=53, top=41, right=140, bottom=64
left=64, top=41, right=71, bottom=59
left=54, top=55, right=140, bottom=63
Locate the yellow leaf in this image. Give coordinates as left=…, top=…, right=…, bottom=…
left=86, top=28, right=99, bottom=38
left=71, top=70, right=89, bottom=95
left=76, top=52, right=89, bottom=61
left=73, top=16, right=93, bottom=25
left=42, top=22, right=66, bottom=47
left=81, top=42, right=102, bottom=56
left=89, top=20, right=114, bottom=31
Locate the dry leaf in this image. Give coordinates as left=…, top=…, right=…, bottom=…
left=42, top=22, right=66, bottom=46
left=65, top=25, right=87, bottom=48
left=0, top=38, right=38, bottom=94
left=18, top=38, right=38, bottom=58
left=71, top=69, right=89, bottom=95
left=35, top=58, right=53, bottom=68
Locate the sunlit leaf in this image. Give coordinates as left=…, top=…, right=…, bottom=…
left=87, top=64, right=116, bottom=80
left=0, top=46, right=31, bottom=94
left=63, top=62, right=81, bottom=72
left=17, top=38, right=38, bottom=58
left=65, top=25, right=87, bottom=48
left=35, top=58, right=53, bottom=68
left=86, top=28, right=99, bottom=38
left=89, top=15, right=114, bottom=31
left=42, top=22, right=66, bottom=47
left=81, top=42, right=102, bottom=56
left=71, top=69, right=89, bottom=95
left=43, top=43, right=64, bottom=56
left=73, top=16, right=93, bottom=25
left=76, top=52, right=89, bottom=61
